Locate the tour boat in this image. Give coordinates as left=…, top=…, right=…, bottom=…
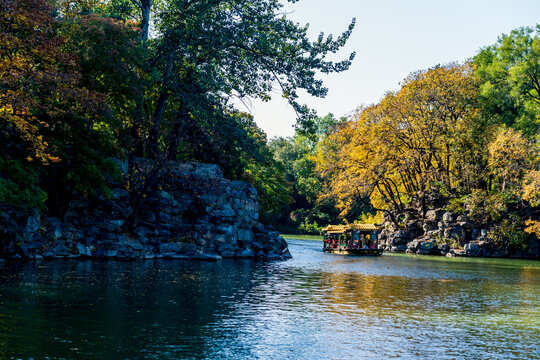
left=322, top=224, right=383, bottom=256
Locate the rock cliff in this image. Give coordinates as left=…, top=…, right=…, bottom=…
left=0, top=159, right=291, bottom=261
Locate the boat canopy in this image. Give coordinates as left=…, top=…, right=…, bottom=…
left=322, top=224, right=381, bottom=234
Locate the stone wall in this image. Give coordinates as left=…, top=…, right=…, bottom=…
left=0, top=159, right=291, bottom=261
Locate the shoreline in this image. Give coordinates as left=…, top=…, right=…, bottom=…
left=282, top=235, right=540, bottom=261
left=280, top=234, right=322, bottom=241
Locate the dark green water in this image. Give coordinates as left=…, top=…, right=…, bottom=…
left=0, top=239, right=539, bottom=359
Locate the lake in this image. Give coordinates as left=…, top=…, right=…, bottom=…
left=0, top=239, right=539, bottom=359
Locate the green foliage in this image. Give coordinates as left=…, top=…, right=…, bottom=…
left=446, top=196, right=467, bottom=215
left=269, top=114, right=343, bottom=232
left=126, top=0, right=357, bottom=160
left=298, top=219, right=321, bottom=235
left=155, top=0, right=355, bottom=124
left=95, top=0, right=139, bottom=20
left=474, top=25, right=540, bottom=138
left=1, top=0, right=356, bottom=219
left=488, top=214, right=529, bottom=251
left=0, top=158, right=46, bottom=208
left=299, top=112, right=347, bottom=140
left=61, top=13, right=144, bottom=132
left=465, top=190, right=519, bottom=224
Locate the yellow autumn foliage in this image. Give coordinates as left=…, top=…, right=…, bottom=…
left=522, top=170, right=540, bottom=207
left=315, top=63, right=481, bottom=217
left=524, top=219, right=540, bottom=238
left=488, top=127, right=530, bottom=191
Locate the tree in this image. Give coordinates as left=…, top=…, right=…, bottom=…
left=488, top=127, right=530, bottom=192
left=138, top=0, right=356, bottom=159
left=522, top=167, right=540, bottom=241
left=315, top=63, right=481, bottom=221
left=103, top=0, right=357, bottom=228
left=523, top=169, right=540, bottom=207
left=474, top=25, right=540, bottom=138
left=0, top=0, right=122, bottom=210
left=269, top=114, right=344, bottom=231
left=60, top=13, right=145, bottom=152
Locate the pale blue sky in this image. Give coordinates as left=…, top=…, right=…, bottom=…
left=237, top=0, right=540, bottom=138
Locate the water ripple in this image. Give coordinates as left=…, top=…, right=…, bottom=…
left=0, top=240, right=538, bottom=359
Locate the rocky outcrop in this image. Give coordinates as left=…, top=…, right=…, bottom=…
left=0, top=159, right=291, bottom=262
left=380, top=209, right=538, bottom=259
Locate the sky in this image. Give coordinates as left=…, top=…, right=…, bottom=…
left=235, top=0, right=540, bottom=139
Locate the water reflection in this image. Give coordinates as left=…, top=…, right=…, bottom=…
left=0, top=240, right=538, bottom=359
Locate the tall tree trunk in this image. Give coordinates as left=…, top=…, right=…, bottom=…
left=126, top=0, right=152, bottom=157
left=140, top=2, right=150, bottom=42
left=167, top=109, right=189, bottom=160
left=130, top=0, right=152, bottom=42
left=147, top=92, right=168, bottom=159
left=146, top=54, right=173, bottom=159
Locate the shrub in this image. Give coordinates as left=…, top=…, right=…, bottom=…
left=0, top=158, right=46, bottom=208
left=466, top=190, right=518, bottom=223
left=488, top=214, right=528, bottom=251
left=446, top=195, right=467, bottom=215
left=298, top=219, right=322, bottom=235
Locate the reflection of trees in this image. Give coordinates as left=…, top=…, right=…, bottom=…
left=517, top=265, right=540, bottom=320
left=314, top=262, right=540, bottom=319
left=320, top=272, right=445, bottom=317
left=0, top=260, right=266, bottom=359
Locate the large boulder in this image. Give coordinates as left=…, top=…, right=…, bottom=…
left=464, top=242, right=480, bottom=256
left=390, top=244, right=408, bottom=252
left=444, top=226, right=466, bottom=246
left=442, top=212, right=455, bottom=225
left=425, top=209, right=444, bottom=222
left=406, top=237, right=437, bottom=255
left=389, top=230, right=410, bottom=246
left=423, top=220, right=438, bottom=233
left=159, top=242, right=181, bottom=253
left=406, top=220, right=423, bottom=239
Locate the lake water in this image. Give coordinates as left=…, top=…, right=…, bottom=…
left=0, top=239, right=539, bottom=359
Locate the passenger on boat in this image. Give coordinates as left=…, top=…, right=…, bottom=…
left=323, top=235, right=330, bottom=250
